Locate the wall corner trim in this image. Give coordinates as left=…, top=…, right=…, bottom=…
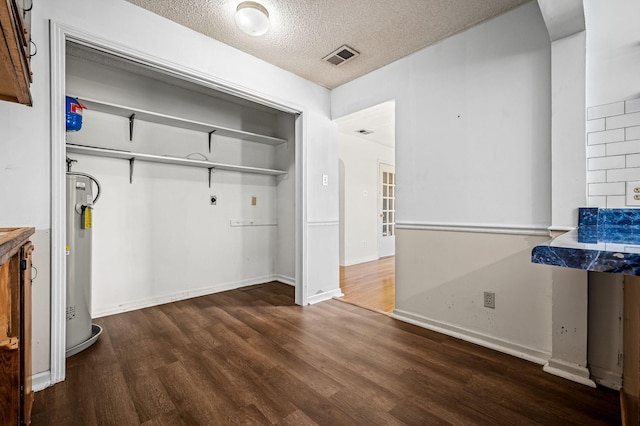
left=274, top=275, right=296, bottom=286
left=307, top=288, right=344, bottom=305
left=32, top=371, right=52, bottom=392
left=589, top=365, right=622, bottom=390
left=543, top=358, right=597, bottom=388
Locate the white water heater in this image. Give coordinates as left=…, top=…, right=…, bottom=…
left=66, top=172, right=103, bottom=357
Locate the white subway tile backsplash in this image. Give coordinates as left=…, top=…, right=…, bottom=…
left=607, top=111, right=640, bottom=130
left=606, top=140, right=640, bottom=156
left=587, top=128, right=625, bottom=145
left=586, top=118, right=606, bottom=133
left=628, top=126, right=640, bottom=140
left=588, top=102, right=625, bottom=120
left=627, top=98, right=640, bottom=114
left=587, top=99, right=640, bottom=208
left=588, top=196, right=607, bottom=208
left=607, top=167, right=640, bottom=182
left=589, top=182, right=625, bottom=196
left=587, top=144, right=606, bottom=158
left=627, top=154, right=640, bottom=168
left=606, top=196, right=628, bottom=208
left=588, top=155, right=625, bottom=171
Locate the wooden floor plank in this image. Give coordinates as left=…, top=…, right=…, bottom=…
left=32, top=282, right=621, bottom=425
left=339, top=256, right=395, bottom=314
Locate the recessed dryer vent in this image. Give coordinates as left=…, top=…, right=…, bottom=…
left=323, top=45, right=359, bottom=66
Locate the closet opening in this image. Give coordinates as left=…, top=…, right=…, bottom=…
left=50, top=24, right=304, bottom=385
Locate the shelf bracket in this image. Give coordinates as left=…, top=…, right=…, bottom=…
left=208, top=130, right=216, bottom=153
left=208, top=167, right=214, bottom=188
left=129, top=113, right=136, bottom=141
left=129, top=157, right=135, bottom=184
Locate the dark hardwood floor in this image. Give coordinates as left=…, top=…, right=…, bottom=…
left=339, top=256, right=395, bottom=314
left=33, top=282, right=620, bottom=425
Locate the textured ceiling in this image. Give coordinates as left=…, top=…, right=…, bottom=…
left=124, top=0, right=531, bottom=89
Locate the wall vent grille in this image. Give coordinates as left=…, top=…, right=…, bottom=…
left=323, top=45, right=359, bottom=66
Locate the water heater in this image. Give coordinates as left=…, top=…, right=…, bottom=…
left=66, top=172, right=102, bottom=357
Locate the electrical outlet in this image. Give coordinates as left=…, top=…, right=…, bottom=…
left=626, top=181, right=640, bottom=206
left=210, top=195, right=217, bottom=205
left=322, top=174, right=329, bottom=186
left=483, top=291, right=495, bottom=309
left=251, top=196, right=257, bottom=206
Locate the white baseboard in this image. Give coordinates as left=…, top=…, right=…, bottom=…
left=32, top=370, right=52, bottom=392
left=93, top=275, right=280, bottom=318
left=392, top=309, right=550, bottom=365
left=274, top=274, right=295, bottom=286
left=307, top=288, right=344, bottom=305
left=543, top=358, right=596, bottom=388
left=589, top=365, right=622, bottom=390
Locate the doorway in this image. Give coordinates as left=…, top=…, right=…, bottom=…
left=336, top=101, right=396, bottom=313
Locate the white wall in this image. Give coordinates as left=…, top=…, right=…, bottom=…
left=338, top=133, right=394, bottom=266
left=332, top=2, right=553, bottom=361
left=395, top=230, right=553, bottom=362
left=333, top=2, right=551, bottom=229
left=583, top=0, right=640, bottom=389
left=0, top=0, right=339, bottom=383
left=585, top=0, right=640, bottom=107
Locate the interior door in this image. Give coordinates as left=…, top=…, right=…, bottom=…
left=378, top=163, right=396, bottom=258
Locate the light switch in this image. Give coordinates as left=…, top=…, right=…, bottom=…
left=626, top=181, right=640, bottom=206
left=251, top=196, right=257, bottom=206
left=322, top=174, right=328, bottom=186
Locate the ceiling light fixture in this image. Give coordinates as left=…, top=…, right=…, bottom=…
left=235, top=1, right=270, bottom=36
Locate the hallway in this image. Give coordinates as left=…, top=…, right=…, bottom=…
left=339, top=256, right=395, bottom=314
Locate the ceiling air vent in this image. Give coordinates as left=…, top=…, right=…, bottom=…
left=323, top=45, right=359, bottom=67
left=355, top=129, right=373, bottom=135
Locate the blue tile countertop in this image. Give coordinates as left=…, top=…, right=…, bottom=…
left=532, top=207, right=640, bottom=276
left=578, top=207, right=640, bottom=244
left=531, top=229, right=640, bottom=276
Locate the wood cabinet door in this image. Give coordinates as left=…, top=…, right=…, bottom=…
left=0, top=254, right=20, bottom=426
left=20, top=242, right=33, bottom=425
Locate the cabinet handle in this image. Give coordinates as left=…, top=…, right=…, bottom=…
left=0, top=337, right=19, bottom=351
left=29, top=40, right=37, bottom=58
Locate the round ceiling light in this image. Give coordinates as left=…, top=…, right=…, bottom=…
left=235, top=1, right=270, bottom=36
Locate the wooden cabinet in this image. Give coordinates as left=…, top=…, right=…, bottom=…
left=0, top=0, right=32, bottom=106
left=623, top=275, right=640, bottom=426
left=0, top=227, right=34, bottom=425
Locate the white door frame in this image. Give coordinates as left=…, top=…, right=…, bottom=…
left=49, top=21, right=307, bottom=385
